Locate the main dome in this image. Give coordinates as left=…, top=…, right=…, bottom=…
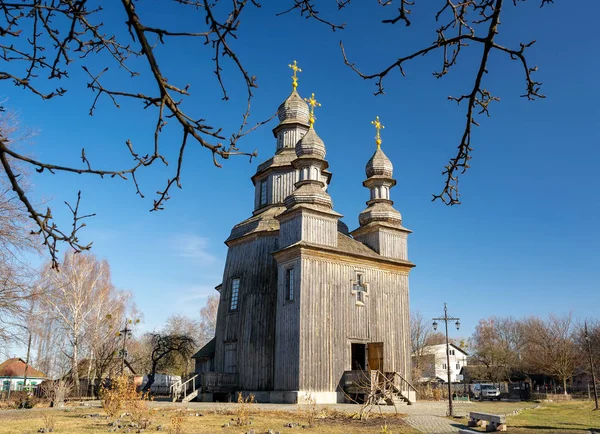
left=277, top=90, right=310, bottom=124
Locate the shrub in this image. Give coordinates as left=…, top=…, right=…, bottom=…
left=235, top=392, right=255, bottom=426
left=100, top=375, right=152, bottom=427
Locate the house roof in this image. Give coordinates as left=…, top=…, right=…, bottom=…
left=0, top=358, right=46, bottom=379
left=191, top=337, right=216, bottom=359
left=421, top=343, right=469, bottom=356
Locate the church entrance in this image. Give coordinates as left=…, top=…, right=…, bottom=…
left=351, top=343, right=366, bottom=370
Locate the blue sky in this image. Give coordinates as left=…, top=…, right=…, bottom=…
left=4, top=1, right=599, bottom=340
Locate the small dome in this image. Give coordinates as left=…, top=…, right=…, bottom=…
left=296, top=127, right=325, bottom=159
left=366, top=148, right=393, bottom=178
left=277, top=90, right=310, bottom=124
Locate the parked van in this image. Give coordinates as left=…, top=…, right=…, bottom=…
left=473, top=383, right=501, bottom=401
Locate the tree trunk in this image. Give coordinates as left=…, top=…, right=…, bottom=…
left=86, top=349, right=94, bottom=397
left=72, top=335, right=80, bottom=396
left=143, top=372, right=155, bottom=393
left=563, top=377, right=568, bottom=395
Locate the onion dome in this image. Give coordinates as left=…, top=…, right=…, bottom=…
left=366, top=148, right=393, bottom=178
left=277, top=89, right=310, bottom=124
left=296, top=127, right=325, bottom=159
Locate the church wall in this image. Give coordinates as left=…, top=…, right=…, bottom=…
left=213, top=235, right=279, bottom=391
left=297, top=256, right=411, bottom=393
left=378, top=229, right=408, bottom=260
left=277, top=126, right=308, bottom=150
left=355, top=229, right=408, bottom=260
left=271, top=170, right=298, bottom=205
left=273, top=257, right=301, bottom=391
left=279, top=213, right=339, bottom=249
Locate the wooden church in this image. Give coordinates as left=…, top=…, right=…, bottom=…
left=191, top=62, right=416, bottom=404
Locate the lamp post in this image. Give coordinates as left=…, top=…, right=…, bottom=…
left=433, top=302, right=460, bottom=417
left=584, top=321, right=599, bottom=410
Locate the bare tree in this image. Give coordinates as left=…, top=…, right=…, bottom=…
left=522, top=314, right=582, bottom=394
left=411, top=311, right=434, bottom=380
left=471, top=317, right=525, bottom=382
left=39, top=252, right=116, bottom=392
left=0, top=1, right=558, bottom=264
left=0, top=112, right=41, bottom=353
left=199, top=294, right=219, bottom=345
left=141, top=333, right=196, bottom=392
left=163, top=314, right=202, bottom=377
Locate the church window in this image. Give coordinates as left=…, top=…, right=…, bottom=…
left=352, top=272, right=369, bottom=306
left=285, top=268, right=295, bottom=301
left=230, top=278, right=240, bottom=311
left=259, top=180, right=268, bottom=206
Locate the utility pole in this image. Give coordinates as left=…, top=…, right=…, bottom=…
left=118, top=319, right=134, bottom=376
left=584, top=321, right=599, bottom=411
left=433, top=303, right=461, bottom=417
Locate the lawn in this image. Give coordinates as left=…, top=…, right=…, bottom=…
left=0, top=405, right=420, bottom=434
left=453, top=401, right=600, bottom=433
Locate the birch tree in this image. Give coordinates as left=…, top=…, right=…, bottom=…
left=40, top=252, right=115, bottom=392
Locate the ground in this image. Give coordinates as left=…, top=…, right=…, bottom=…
left=0, top=400, right=598, bottom=434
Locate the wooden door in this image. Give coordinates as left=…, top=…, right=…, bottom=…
left=367, top=342, right=383, bottom=372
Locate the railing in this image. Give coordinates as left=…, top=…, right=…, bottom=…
left=388, top=371, right=418, bottom=394
left=200, top=372, right=238, bottom=392
left=170, top=375, right=198, bottom=402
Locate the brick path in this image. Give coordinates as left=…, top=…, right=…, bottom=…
left=404, top=415, right=462, bottom=433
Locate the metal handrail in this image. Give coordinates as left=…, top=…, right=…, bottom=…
left=391, top=371, right=417, bottom=393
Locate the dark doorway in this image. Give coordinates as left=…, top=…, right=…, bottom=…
left=351, top=343, right=366, bottom=370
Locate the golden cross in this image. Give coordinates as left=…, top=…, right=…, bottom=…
left=304, top=93, right=321, bottom=127
left=371, top=116, right=385, bottom=149
left=288, top=60, right=302, bottom=90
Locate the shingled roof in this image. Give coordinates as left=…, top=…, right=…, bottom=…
left=0, top=358, right=46, bottom=378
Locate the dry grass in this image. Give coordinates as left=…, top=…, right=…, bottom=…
left=0, top=406, right=419, bottom=434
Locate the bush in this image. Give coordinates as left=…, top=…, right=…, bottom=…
left=100, top=375, right=152, bottom=427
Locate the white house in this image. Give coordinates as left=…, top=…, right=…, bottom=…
left=0, top=358, right=46, bottom=392
left=415, top=343, right=468, bottom=383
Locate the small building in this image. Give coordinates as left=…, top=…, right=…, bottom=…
left=415, top=344, right=468, bottom=383
left=0, top=358, right=46, bottom=391
left=192, top=337, right=215, bottom=374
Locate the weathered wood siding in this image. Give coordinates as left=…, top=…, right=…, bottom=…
left=271, top=170, right=298, bottom=205
left=355, top=229, right=408, bottom=261
left=273, top=257, right=301, bottom=391
left=277, top=126, right=308, bottom=151
left=279, top=213, right=338, bottom=248
left=294, top=256, right=411, bottom=392
left=213, top=235, right=279, bottom=390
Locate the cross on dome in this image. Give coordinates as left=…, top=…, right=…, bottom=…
left=371, top=116, right=385, bottom=149
left=304, top=93, right=321, bottom=127
left=288, top=60, right=302, bottom=90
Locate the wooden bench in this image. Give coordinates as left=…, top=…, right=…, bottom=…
left=468, top=412, right=507, bottom=432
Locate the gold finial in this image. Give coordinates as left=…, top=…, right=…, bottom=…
left=371, top=116, right=385, bottom=149
left=304, top=93, right=321, bottom=127
left=288, top=60, right=302, bottom=90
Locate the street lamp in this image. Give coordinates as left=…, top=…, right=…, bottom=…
left=584, top=321, right=599, bottom=411
left=433, top=302, right=460, bottom=417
